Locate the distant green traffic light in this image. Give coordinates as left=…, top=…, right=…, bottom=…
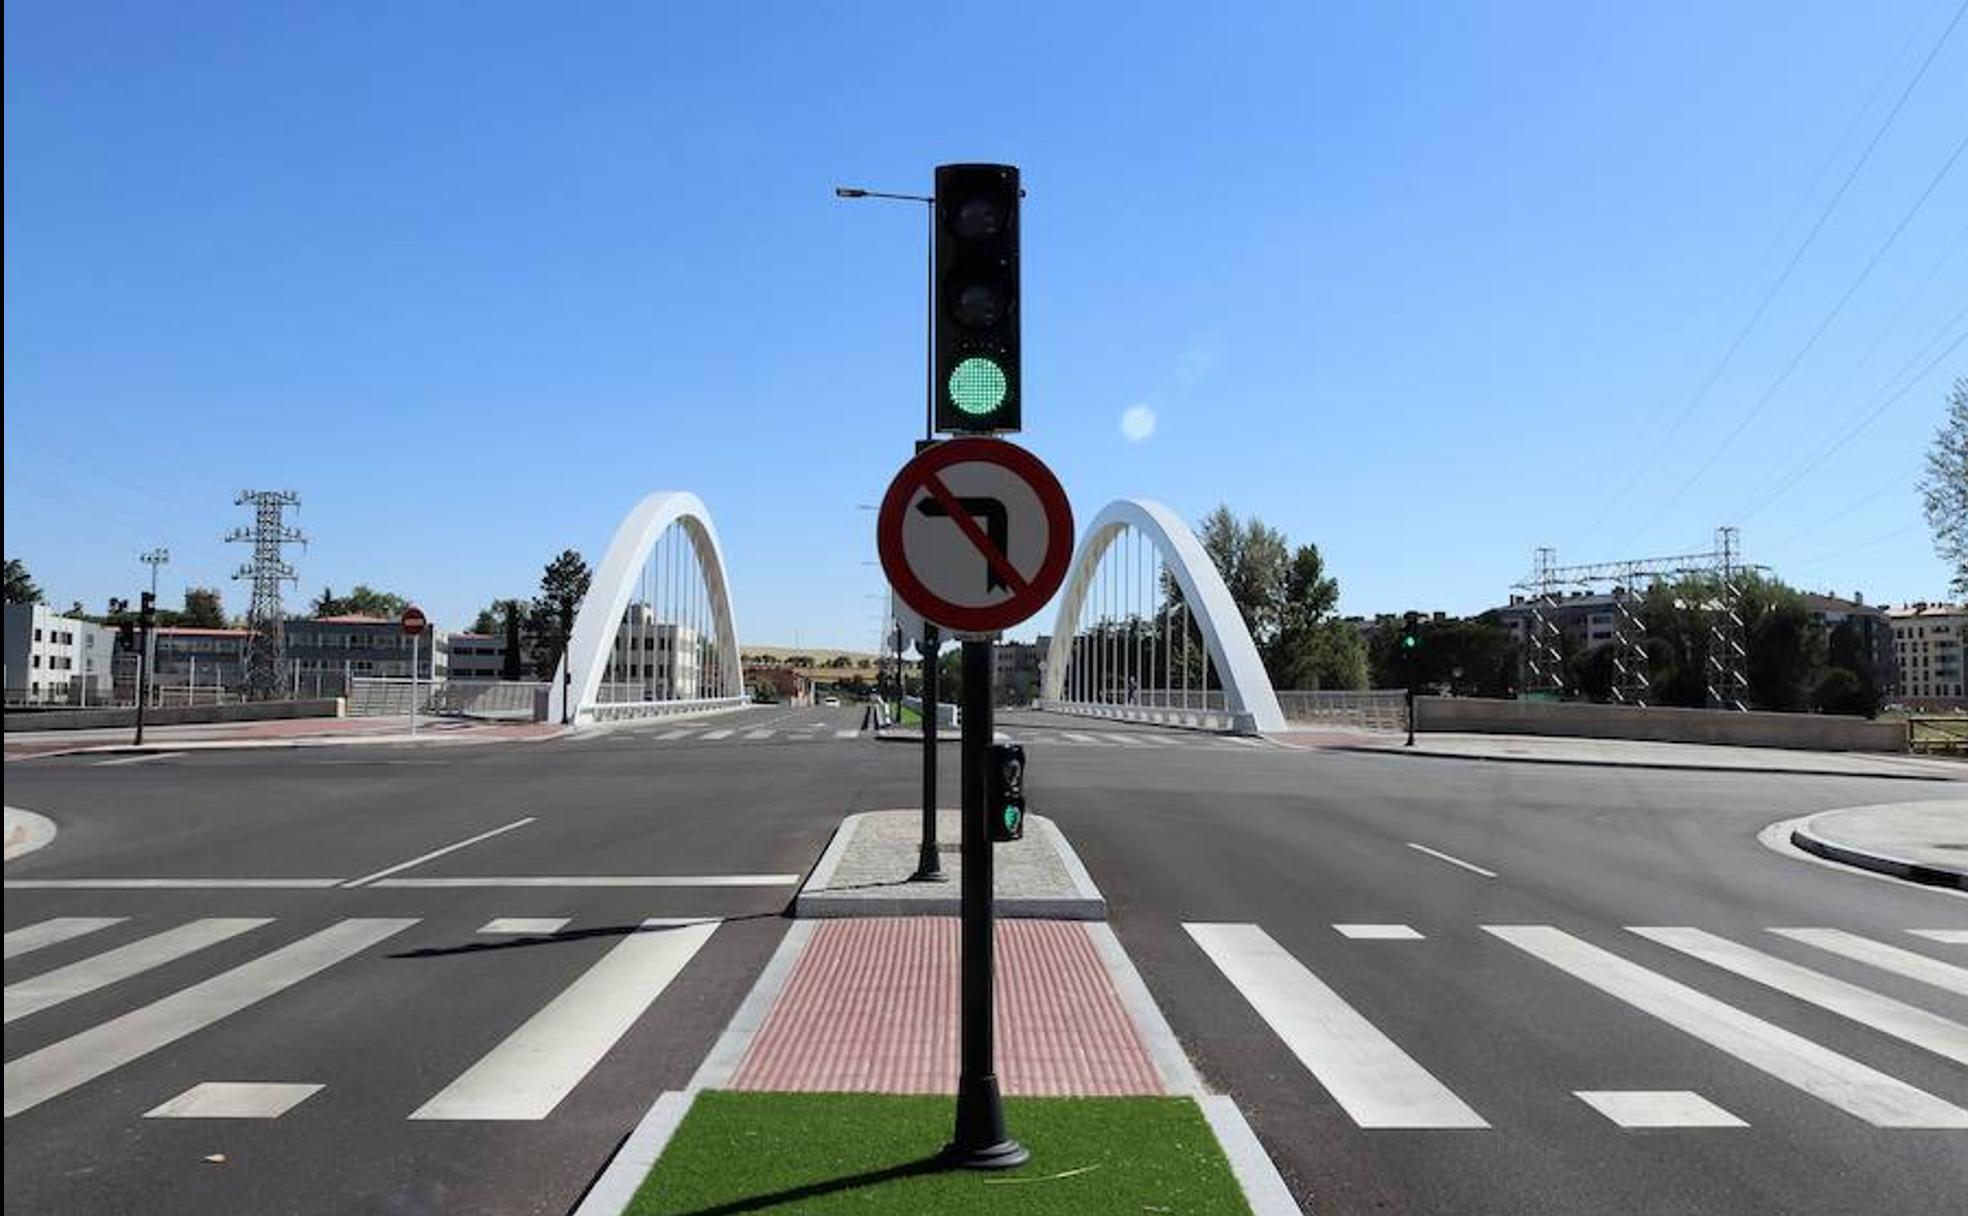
left=1401, top=635, right=1417, bottom=649
left=949, top=356, right=1008, bottom=416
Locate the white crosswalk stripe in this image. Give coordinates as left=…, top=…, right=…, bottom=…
left=3, top=917, right=126, bottom=960
left=1487, top=925, right=1968, bottom=1128
left=1185, top=923, right=1487, bottom=1128
left=6, top=918, right=272, bottom=1023
left=410, top=919, right=717, bottom=1120
left=4, top=918, right=417, bottom=1118
left=1770, top=928, right=1968, bottom=998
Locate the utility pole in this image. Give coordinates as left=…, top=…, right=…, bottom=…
left=912, top=624, right=944, bottom=882
left=226, top=491, right=305, bottom=700
left=134, top=549, right=169, bottom=745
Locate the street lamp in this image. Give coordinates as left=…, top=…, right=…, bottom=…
left=834, top=184, right=934, bottom=442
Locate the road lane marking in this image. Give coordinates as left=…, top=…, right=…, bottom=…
left=3, top=918, right=126, bottom=960
left=1404, top=842, right=1498, bottom=879
left=1098, top=733, right=1153, bottom=747
left=1633, top=927, right=1968, bottom=1067
left=479, top=917, right=571, bottom=935
left=1910, top=930, right=1968, bottom=944
left=833, top=730, right=860, bottom=739
left=743, top=730, right=775, bottom=740
left=5, top=918, right=273, bottom=1023
left=5, top=879, right=344, bottom=889
left=700, top=729, right=735, bottom=741
left=3, top=918, right=416, bottom=1118
left=656, top=729, right=694, bottom=741
left=410, top=919, right=718, bottom=1120
left=1333, top=924, right=1424, bottom=940
left=1184, top=923, right=1488, bottom=1128
left=340, top=817, right=537, bottom=888
left=144, top=1081, right=322, bottom=1119
left=374, top=874, right=798, bottom=888
left=1485, top=925, right=1968, bottom=1128
left=1574, top=1090, right=1746, bottom=1128
left=92, top=752, right=186, bottom=767
left=1770, top=928, right=1968, bottom=997
left=1060, top=732, right=1099, bottom=744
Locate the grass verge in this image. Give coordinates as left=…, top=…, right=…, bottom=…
left=625, top=1091, right=1252, bottom=1215
left=897, top=703, right=923, bottom=727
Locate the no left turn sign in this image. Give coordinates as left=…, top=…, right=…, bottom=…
left=877, top=438, right=1074, bottom=635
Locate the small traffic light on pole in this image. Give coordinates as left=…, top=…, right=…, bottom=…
left=1402, top=611, right=1419, bottom=747
left=987, top=743, right=1025, bottom=842
left=933, top=164, right=1020, bottom=434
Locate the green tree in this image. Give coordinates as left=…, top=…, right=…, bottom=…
left=4, top=558, right=43, bottom=605
left=310, top=584, right=409, bottom=618
left=528, top=550, right=591, bottom=678
left=502, top=600, right=525, bottom=681
left=180, top=587, right=226, bottom=629
left=1197, top=505, right=1290, bottom=648
left=1920, top=378, right=1967, bottom=597
left=470, top=605, right=501, bottom=634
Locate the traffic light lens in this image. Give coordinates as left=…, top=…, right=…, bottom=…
left=949, top=357, right=1007, bottom=416
left=954, top=282, right=1007, bottom=327
left=953, top=198, right=1007, bottom=240
left=1402, top=636, right=1417, bottom=649
left=1003, top=805, right=1021, bottom=830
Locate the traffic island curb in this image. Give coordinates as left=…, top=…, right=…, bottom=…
left=793, top=810, right=1105, bottom=919
left=3, top=806, right=58, bottom=861
left=1788, top=810, right=1968, bottom=891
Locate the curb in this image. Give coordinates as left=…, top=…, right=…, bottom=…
left=791, top=811, right=1106, bottom=920
left=3, top=728, right=570, bottom=762
left=1332, top=743, right=1962, bottom=783
left=3, top=806, right=58, bottom=861
left=1789, top=813, right=1967, bottom=891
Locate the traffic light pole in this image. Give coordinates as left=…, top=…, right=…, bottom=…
left=911, top=624, right=944, bottom=882
left=948, top=637, right=1026, bottom=1169
left=133, top=619, right=150, bottom=747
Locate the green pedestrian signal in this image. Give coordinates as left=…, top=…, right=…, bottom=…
left=949, top=356, right=1008, bottom=416
left=987, top=742, right=1026, bottom=842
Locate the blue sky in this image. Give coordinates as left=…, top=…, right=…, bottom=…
left=6, top=1, right=1965, bottom=650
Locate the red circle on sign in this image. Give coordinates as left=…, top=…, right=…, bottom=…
left=401, top=606, right=428, bottom=636
left=876, top=438, right=1074, bottom=634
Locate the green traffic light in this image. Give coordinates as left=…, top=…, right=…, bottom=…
left=1003, top=805, right=1021, bottom=830
left=1402, top=636, right=1417, bottom=649
left=949, top=356, right=1007, bottom=416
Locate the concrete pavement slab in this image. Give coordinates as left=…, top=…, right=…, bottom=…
left=794, top=809, right=1105, bottom=919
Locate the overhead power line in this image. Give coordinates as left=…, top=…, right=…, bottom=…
left=1575, top=0, right=1968, bottom=546
left=1623, top=127, right=1968, bottom=545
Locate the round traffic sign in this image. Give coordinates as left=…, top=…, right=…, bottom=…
left=401, top=606, right=428, bottom=637
left=876, top=438, right=1073, bottom=635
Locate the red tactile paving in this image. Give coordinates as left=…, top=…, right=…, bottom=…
left=731, top=918, right=1163, bottom=1096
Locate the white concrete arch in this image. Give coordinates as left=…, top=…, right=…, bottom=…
left=548, top=491, right=747, bottom=725
left=1041, top=498, right=1284, bottom=734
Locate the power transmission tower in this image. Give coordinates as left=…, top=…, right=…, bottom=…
left=226, top=490, right=305, bottom=700
left=1524, top=547, right=1565, bottom=699
left=1705, top=526, right=1749, bottom=712
left=1610, top=563, right=1650, bottom=707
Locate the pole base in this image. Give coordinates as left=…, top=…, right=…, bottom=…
left=941, top=1136, right=1030, bottom=1171
left=908, top=843, right=947, bottom=882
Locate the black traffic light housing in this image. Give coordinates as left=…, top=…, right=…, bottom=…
left=934, top=163, right=1020, bottom=434
left=140, top=591, right=157, bottom=626
left=1401, top=611, right=1421, bottom=652
left=986, top=742, right=1025, bottom=842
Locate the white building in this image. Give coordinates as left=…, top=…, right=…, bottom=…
left=599, top=604, right=699, bottom=702
left=3, top=604, right=117, bottom=705
left=1888, top=602, right=1965, bottom=708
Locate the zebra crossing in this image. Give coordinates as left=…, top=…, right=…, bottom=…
left=2, top=911, right=721, bottom=1122
left=611, top=722, right=1270, bottom=752
left=1185, top=919, right=1968, bottom=1132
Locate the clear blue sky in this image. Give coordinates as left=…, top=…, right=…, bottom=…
left=6, top=1, right=1965, bottom=649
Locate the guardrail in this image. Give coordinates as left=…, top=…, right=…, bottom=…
left=583, top=694, right=751, bottom=723
left=1907, top=715, right=1967, bottom=755
left=1036, top=698, right=1252, bottom=735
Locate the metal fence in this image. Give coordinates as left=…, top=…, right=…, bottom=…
left=1274, top=690, right=1408, bottom=732
left=1907, top=715, right=1968, bottom=755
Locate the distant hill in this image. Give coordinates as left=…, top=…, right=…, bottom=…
left=741, top=645, right=883, bottom=671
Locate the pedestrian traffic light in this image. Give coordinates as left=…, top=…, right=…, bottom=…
left=140, top=591, right=157, bottom=626
left=117, top=621, right=135, bottom=650
left=934, top=163, right=1020, bottom=434
left=986, top=742, right=1025, bottom=842
left=1402, top=611, right=1420, bottom=651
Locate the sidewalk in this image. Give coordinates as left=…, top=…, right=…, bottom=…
left=1278, top=727, right=1966, bottom=782
left=1788, top=799, right=1968, bottom=889
left=2, top=714, right=563, bottom=760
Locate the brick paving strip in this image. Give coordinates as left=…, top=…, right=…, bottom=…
left=730, top=917, right=1163, bottom=1095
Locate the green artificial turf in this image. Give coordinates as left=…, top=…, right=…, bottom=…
left=896, top=703, right=923, bottom=727
left=625, top=1091, right=1253, bottom=1215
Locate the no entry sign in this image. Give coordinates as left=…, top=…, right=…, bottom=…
left=877, top=438, right=1073, bottom=635
left=400, top=606, right=428, bottom=637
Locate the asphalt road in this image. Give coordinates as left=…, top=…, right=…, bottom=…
left=6, top=705, right=1966, bottom=1215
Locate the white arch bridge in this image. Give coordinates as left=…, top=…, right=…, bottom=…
left=547, top=491, right=749, bottom=726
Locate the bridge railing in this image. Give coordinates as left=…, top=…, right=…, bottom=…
left=1274, top=689, right=1407, bottom=732
left=1037, top=694, right=1249, bottom=735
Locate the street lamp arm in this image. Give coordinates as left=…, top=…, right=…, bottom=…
left=834, top=186, right=934, bottom=204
